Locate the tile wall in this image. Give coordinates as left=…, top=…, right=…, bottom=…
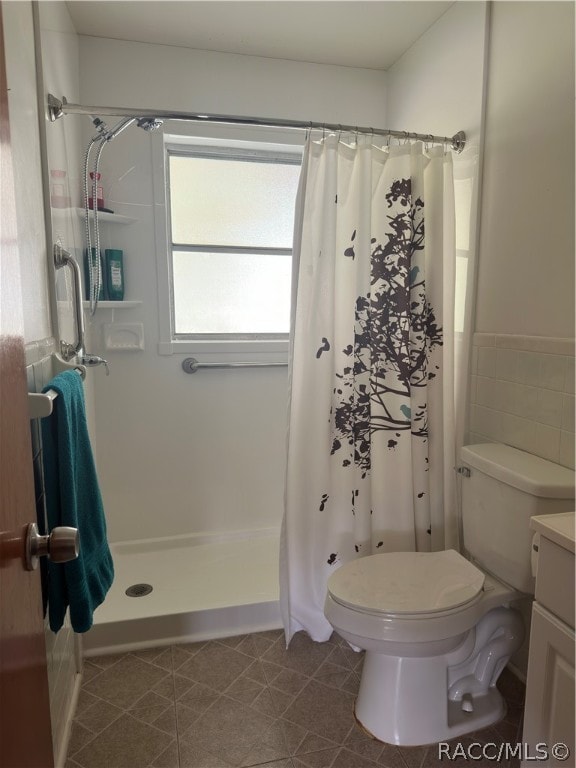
left=469, top=334, right=575, bottom=468
left=26, top=341, right=81, bottom=768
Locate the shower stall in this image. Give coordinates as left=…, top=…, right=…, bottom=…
left=46, top=92, right=466, bottom=655
left=47, top=98, right=298, bottom=655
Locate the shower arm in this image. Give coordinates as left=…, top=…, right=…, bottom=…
left=47, top=94, right=467, bottom=153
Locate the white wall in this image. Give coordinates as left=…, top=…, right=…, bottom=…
left=79, top=36, right=387, bottom=127
left=476, top=1, right=575, bottom=338
left=388, top=0, right=576, bottom=341
left=386, top=1, right=487, bottom=151
left=386, top=1, right=489, bottom=455
left=386, top=0, right=488, bottom=292
left=467, top=0, right=575, bottom=476
left=3, top=1, right=51, bottom=342
left=77, top=37, right=388, bottom=542
left=387, top=0, right=575, bottom=421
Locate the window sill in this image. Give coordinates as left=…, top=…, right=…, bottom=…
left=157, top=338, right=289, bottom=362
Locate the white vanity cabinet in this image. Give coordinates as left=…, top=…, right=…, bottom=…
left=522, top=512, right=575, bottom=767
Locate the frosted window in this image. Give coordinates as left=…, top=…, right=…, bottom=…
left=167, top=143, right=301, bottom=341
left=170, top=155, right=300, bottom=248
left=173, top=251, right=291, bottom=335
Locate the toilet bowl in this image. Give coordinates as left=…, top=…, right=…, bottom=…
left=323, top=443, right=575, bottom=746
left=325, top=550, right=524, bottom=745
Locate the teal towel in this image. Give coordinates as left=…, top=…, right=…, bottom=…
left=41, top=370, right=114, bottom=633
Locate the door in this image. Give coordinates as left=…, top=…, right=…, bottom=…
left=0, top=4, right=54, bottom=767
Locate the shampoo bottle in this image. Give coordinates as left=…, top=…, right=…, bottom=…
left=88, top=171, right=105, bottom=210
left=104, top=249, right=125, bottom=300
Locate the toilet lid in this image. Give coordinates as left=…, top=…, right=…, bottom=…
left=327, top=549, right=485, bottom=615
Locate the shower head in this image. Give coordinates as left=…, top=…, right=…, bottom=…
left=89, top=115, right=163, bottom=143
left=90, top=116, right=137, bottom=142
left=136, top=117, right=164, bottom=132
left=104, top=117, right=136, bottom=141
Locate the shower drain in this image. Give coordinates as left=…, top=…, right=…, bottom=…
left=125, top=583, right=153, bottom=598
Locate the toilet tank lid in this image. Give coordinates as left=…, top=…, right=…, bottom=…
left=460, top=443, right=575, bottom=499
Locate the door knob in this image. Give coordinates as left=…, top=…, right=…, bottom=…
left=25, top=522, right=79, bottom=571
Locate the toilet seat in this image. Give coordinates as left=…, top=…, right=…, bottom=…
left=327, top=549, right=485, bottom=618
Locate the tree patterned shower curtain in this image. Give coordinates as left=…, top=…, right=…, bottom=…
left=280, top=136, right=458, bottom=643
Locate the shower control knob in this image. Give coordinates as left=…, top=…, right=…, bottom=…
left=80, top=353, right=109, bottom=375
left=25, top=522, right=80, bottom=571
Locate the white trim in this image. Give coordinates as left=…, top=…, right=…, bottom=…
left=151, top=129, right=174, bottom=353
left=158, top=338, right=289, bottom=359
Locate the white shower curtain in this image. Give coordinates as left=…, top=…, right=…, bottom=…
left=280, top=136, right=457, bottom=643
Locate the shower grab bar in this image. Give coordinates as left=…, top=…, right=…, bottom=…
left=54, top=244, right=86, bottom=362
left=182, top=357, right=287, bottom=374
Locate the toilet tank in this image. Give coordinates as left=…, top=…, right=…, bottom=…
left=460, top=443, right=575, bottom=593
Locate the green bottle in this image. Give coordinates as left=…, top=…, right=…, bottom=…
left=104, top=249, right=125, bottom=301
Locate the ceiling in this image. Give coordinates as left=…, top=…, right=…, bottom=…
left=66, top=1, right=454, bottom=71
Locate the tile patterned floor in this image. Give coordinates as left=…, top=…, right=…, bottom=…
left=67, top=630, right=525, bottom=768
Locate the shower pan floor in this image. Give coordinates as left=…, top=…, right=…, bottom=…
left=84, top=532, right=282, bottom=656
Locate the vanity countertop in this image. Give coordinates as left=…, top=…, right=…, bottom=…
left=530, top=511, right=575, bottom=553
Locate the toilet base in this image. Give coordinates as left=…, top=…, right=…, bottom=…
left=354, top=648, right=507, bottom=746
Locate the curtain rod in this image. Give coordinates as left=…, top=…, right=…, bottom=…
left=47, top=94, right=466, bottom=153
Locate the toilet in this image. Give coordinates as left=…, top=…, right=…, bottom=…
left=324, top=443, right=575, bottom=746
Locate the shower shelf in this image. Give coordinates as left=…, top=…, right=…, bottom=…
left=75, top=208, right=137, bottom=225
left=82, top=301, right=142, bottom=309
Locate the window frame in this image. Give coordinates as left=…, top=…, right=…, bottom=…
left=153, top=129, right=302, bottom=359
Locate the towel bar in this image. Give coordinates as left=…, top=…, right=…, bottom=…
left=28, top=356, right=87, bottom=419
left=182, top=357, right=288, bottom=374
left=28, top=389, right=59, bottom=419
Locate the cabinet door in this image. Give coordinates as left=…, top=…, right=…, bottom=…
left=522, top=602, right=575, bottom=767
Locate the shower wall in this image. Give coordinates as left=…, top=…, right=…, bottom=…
left=3, top=1, right=51, bottom=343
left=38, top=1, right=99, bottom=443
left=75, top=38, right=389, bottom=543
